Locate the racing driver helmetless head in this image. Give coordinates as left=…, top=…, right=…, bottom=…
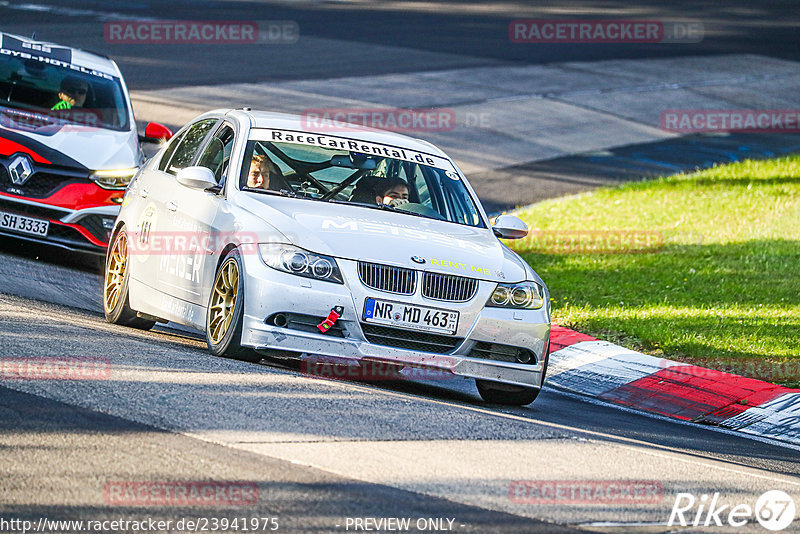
left=376, top=178, right=410, bottom=207
left=52, top=75, right=89, bottom=110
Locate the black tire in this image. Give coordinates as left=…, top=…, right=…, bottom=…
left=205, top=249, right=261, bottom=363
left=103, top=227, right=155, bottom=330
left=476, top=380, right=540, bottom=406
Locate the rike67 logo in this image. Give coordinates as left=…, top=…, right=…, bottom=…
left=669, top=491, right=796, bottom=531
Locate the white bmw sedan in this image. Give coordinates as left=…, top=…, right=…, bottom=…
left=104, top=109, right=551, bottom=405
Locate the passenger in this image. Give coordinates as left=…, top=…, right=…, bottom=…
left=51, top=75, right=88, bottom=110
left=246, top=154, right=281, bottom=190
left=375, top=178, right=409, bottom=207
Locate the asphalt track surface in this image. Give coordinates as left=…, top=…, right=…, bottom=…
left=2, top=1, right=800, bottom=531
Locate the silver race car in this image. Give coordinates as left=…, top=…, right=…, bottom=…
left=104, top=109, right=551, bottom=405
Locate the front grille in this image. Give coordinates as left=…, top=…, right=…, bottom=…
left=422, top=272, right=479, bottom=302
left=358, top=261, right=416, bottom=295
left=0, top=198, right=70, bottom=220
left=469, top=341, right=537, bottom=364
left=361, top=323, right=462, bottom=354
left=0, top=168, right=85, bottom=199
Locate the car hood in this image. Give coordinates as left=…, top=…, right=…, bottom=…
left=2, top=125, right=140, bottom=170
left=235, top=194, right=529, bottom=283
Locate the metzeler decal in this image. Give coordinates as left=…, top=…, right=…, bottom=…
left=319, top=219, right=488, bottom=254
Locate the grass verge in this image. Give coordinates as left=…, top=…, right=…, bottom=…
left=507, top=155, right=800, bottom=386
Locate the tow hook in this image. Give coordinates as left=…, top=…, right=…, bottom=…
left=317, top=306, right=344, bottom=333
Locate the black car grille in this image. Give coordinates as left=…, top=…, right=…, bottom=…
left=469, top=341, right=537, bottom=365
left=361, top=323, right=462, bottom=354
left=422, top=271, right=479, bottom=302
left=0, top=167, right=86, bottom=199
left=0, top=198, right=70, bottom=221
left=73, top=214, right=114, bottom=244
left=358, top=261, right=416, bottom=295
left=358, top=261, right=480, bottom=302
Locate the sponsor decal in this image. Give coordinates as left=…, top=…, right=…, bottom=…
left=0, top=46, right=114, bottom=81
left=429, top=258, right=491, bottom=276
left=318, top=218, right=489, bottom=254
left=259, top=129, right=454, bottom=171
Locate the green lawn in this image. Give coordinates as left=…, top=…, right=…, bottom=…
left=507, top=155, right=800, bottom=386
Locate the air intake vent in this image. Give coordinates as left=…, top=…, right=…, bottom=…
left=422, top=272, right=478, bottom=302
left=361, top=323, right=462, bottom=354
left=358, top=261, right=416, bottom=295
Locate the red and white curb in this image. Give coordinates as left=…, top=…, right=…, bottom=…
left=547, top=326, right=800, bottom=445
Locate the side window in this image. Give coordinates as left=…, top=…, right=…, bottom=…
left=157, top=130, right=187, bottom=172
left=195, top=124, right=235, bottom=183
left=164, top=119, right=217, bottom=176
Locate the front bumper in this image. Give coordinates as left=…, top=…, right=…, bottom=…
left=0, top=194, right=119, bottom=252
left=240, top=255, right=550, bottom=388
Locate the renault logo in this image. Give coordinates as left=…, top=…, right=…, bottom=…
left=7, top=155, right=33, bottom=186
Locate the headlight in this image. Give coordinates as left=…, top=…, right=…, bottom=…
left=487, top=281, right=544, bottom=310
left=91, top=168, right=138, bottom=190
left=259, top=244, right=343, bottom=284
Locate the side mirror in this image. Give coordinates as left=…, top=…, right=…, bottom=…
left=177, top=166, right=217, bottom=190
left=492, top=215, right=529, bottom=239
left=140, top=122, right=173, bottom=143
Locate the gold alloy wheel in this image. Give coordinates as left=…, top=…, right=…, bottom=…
left=208, top=258, right=239, bottom=345
left=104, top=231, right=128, bottom=313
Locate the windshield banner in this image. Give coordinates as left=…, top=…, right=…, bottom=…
left=254, top=128, right=456, bottom=171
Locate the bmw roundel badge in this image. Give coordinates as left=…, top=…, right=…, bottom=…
left=411, top=256, right=426, bottom=264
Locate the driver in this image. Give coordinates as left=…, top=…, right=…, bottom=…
left=51, top=76, right=88, bottom=110
left=247, top=154, right=281, bottom=190
left=375, top=178, right=409, bottom=207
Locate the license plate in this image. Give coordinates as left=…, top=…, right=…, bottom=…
left=0, top=210, right=49, bottom=236
left=363, top=298, right=459, bottom=335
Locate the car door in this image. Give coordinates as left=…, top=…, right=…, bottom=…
left=137, top=117, right=218, bottom=302
left=159, top=121, right=238, bottom=307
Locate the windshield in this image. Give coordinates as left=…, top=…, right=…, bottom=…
left=0, top=54, right=130, bottom=132
left=239, top=135, right=485, bottom=228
